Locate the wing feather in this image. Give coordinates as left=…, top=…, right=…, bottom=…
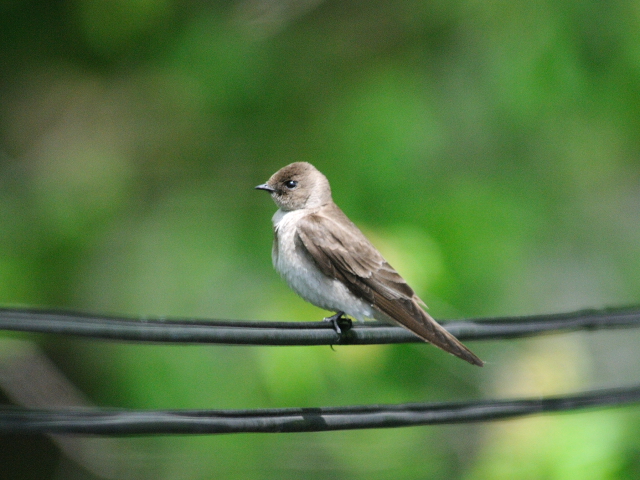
left=295, top=205, right=483, bottom=366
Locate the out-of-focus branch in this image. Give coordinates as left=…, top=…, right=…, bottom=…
left=0, top=339, right=168, bottom=479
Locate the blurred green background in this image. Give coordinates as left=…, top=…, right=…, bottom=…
left=1, top=0, right=640, bottom=478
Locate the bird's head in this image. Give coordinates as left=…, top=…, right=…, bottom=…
left=255, top=162, right=332, bottom=211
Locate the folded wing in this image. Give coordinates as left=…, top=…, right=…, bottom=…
left=295, top=205, right=483, bottom=367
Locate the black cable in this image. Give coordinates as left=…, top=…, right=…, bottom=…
left=0, top=307, right=638, bottom=345
left=1, top=385, right=639, bottom=434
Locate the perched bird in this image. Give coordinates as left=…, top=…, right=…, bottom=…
left=256, top=162, right=483, bottom=366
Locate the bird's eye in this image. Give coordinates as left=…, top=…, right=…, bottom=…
left=284, top=180, right=298, bottom=189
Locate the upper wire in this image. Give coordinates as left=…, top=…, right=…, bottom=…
left=0, top=306, right=638, bottom=345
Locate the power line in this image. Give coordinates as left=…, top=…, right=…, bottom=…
left=1, top=385, right=638, bottom=434
left=0, top=306, right=638, bottom=345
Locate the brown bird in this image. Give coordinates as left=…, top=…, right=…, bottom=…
left=256, top=162, right=483, bottom=366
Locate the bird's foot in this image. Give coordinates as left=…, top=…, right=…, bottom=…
left=323, top=311, right=352, bottom=335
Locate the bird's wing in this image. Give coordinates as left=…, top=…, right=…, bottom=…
left=295, top=205, right=483, bottom=366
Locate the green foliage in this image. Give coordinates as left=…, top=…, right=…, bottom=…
left=1, top=0, right=640, bottom=478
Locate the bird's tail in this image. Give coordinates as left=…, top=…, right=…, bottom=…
left=376, top=298, right=484, bottom=366
left=413, top=309, right=484, bottom=366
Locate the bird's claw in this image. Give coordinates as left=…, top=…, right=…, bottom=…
left=323, top=311, right=352, bottom=335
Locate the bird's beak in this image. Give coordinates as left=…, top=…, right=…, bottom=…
left=255, top=183, right=276, bottom=193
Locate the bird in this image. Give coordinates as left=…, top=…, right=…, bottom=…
left=255, top=162, right=483, bottom=366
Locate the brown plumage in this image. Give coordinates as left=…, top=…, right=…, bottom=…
left=256, top=162, right=483, bottom=367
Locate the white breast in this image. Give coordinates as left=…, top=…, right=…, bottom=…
left=271, top=209, right=374, bottom=321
